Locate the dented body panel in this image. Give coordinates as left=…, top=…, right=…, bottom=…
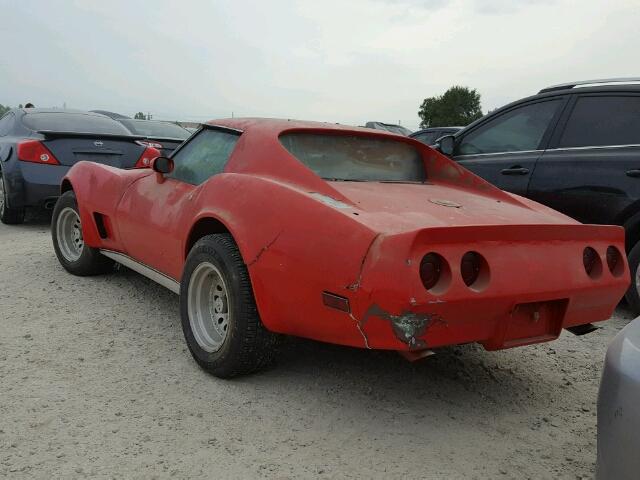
left=62, top=118, right=630, bottom=353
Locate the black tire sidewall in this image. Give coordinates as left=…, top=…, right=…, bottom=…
left=180, top=235, right=256, bottom=375
left=625, top=242, right=640, bottom=313
left=0, top=166, right=25, bottom=224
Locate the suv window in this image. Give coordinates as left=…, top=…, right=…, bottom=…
left=559, top=96, right=640, bottom=148
left=456, top=100, right=561, bottom=155
left=0, top=113, right=14, bottom=136
left=168, top=128, right=239, bottom=185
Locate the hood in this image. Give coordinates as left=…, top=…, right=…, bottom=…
left=326, top=181, right=577, bottom=234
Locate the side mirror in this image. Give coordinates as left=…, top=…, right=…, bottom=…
left=151, top=156, right=174, bottom=175
left=438, top=135, right=455, bottom=156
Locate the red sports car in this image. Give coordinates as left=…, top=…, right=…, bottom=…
left=52, top=119, right=629, bottom=377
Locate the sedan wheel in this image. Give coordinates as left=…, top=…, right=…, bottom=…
left=0, top=168, right=25, bottom=225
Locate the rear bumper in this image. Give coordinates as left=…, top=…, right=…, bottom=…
left=5, top=162, right=69, bottom=208
left=347, top=225, right=629, bottom=351
left=597, top=318, right=640, bottom=480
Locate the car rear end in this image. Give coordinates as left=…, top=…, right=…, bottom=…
left=277, top=127, right=629, bottom=352
left=346, top=223, right=629, bottom=352
left=14, top=111, right=159, bottom=208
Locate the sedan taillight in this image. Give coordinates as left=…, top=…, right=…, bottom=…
left=17, top=140, right=60, bottom=165
left=134, top=146, right=162, bottom=168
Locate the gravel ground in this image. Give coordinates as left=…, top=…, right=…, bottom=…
left=0, top=212, right=635, bottom=479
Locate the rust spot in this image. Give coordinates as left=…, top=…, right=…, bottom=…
left=429, top=198, right=461, bottom=208
left=359, top=304, right=442, bottom=350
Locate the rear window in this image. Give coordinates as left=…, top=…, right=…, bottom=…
left=22, top=112, right=130, bottom=135
left=119, top=119, right=190, bottom=139
left=279, top=133, right=425, bottom=182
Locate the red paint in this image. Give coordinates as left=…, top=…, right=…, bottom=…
left=62, top=118, right=630, bottom=353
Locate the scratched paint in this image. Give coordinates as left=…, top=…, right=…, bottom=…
left=359, top=304, right=435, bottom=350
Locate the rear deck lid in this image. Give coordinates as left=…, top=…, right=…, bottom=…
left=38, top=131, right=147, bottom=168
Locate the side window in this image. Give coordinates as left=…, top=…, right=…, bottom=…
left=168, top=128, right=240, bottom=185
left=558, top=96, right=640, bottom=148
left=414, top=131, right=440, bottom=145
left=456, top=100, right=561, bottom=155
left=0, top=113, right=15, bottom=136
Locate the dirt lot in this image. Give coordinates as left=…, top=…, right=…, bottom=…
left=0, top=213, right=634, bottom=479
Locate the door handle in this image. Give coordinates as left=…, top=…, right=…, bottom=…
left=626, top=169, right=640, bottom=178
left=501, top=166, right=530, bottom=175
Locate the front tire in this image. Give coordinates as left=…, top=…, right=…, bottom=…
left=51, top=190, right=114, bottom=276
left=0, top=167, right=25, bottom=225
left=180, top=234, right=279, bottom=378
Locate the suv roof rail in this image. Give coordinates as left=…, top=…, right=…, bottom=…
left=539, top=77, right=640, bottom=94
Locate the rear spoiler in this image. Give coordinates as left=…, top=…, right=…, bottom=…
left=141, top=136, right=188, bottom=143
left=38, top=130, right=146, bottom=141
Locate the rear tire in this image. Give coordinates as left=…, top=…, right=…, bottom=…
left=51, top=190, right=114, bottom=276
left=180, top=234, right=279, bottom=378
left=625, top=242, right=640, bottom=314
left=0, top=167, right=25, bottom=225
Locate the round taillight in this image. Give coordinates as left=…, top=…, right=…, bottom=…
left=583, top=247, right=602, bottom=279
left=460, top=251, right=489, bottom=291
left=606, top=246, right=624, bottom=277
left=420, top=253, right=442, bottom=290
left=461, top=252, right=481, bottom=287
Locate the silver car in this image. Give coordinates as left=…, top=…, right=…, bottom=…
left=597, top=317, right=640, bottom=479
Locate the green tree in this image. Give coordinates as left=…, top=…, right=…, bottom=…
left=134, top=112, right=147, bottom=120
left=0, top=104, right=10, bottom=116
left=418, top=86, right=483, bottom=128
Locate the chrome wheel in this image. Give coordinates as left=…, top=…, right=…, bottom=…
left=188, top=262, right=231, bottom=353
left=56, top=207, right=84, bottom=261
left=635, top=263, right=640, bottom=296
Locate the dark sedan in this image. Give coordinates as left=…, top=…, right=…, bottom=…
left=116, top=119, right=191, bottom=157
left=0, top=109, right=160, bottom=224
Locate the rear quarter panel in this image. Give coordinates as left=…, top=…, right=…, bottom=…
left=185, top=174, right=378, bottom=344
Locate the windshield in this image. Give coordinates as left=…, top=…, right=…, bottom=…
left=23, top=112, right=131, bottom=135
left=280, top=133, right=425, bottom=182
left=119, top=119, right=191, bottom=139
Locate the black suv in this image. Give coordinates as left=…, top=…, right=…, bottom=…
left=437, top=78, right=640, bottom=311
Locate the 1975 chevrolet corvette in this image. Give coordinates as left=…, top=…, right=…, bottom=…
left=52, top=118, right=629, bottom=377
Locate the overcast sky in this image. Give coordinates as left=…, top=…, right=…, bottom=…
left=1, top=0, right=638, bottom=129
